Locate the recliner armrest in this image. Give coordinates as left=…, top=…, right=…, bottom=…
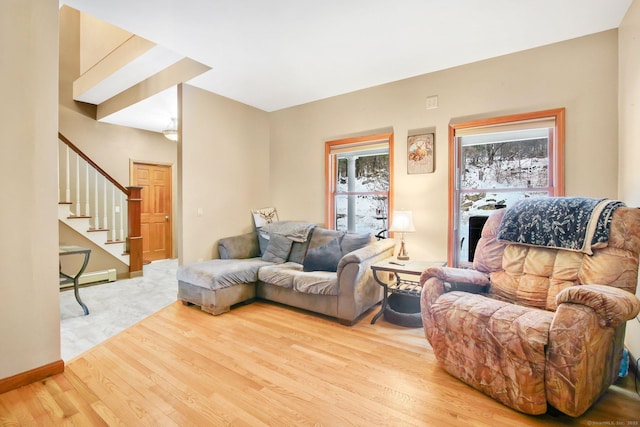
left=556, top=284, right=640, bottom=328
left=420, top=266, right=490, bottom=293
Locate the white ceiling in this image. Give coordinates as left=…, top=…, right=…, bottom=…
left=61, top=0, right=633, bottom=133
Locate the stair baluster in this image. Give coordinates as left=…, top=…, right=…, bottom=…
left=93, top=168, right=99, bottom=229
left=84, top=162, right=90, bottom=217
left=65, top=145, right=71, bottom=204
left=57, top=133, right=142, bottom=277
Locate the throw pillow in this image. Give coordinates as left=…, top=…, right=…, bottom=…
left=262, top=234, right=293, bottom=264
left=303, top=238, right=342, bottom=272
left=341, top=232, right=372, bottom=255
left=307, top=227, right=345, bottom=249
left=257, top=230, right=270, bottom=255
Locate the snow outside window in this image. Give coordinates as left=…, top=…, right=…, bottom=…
left=326, top=135, right=392, bottom=237
left=449, top=109, right=565, bottom=266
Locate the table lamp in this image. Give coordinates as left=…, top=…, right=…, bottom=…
left=389, top=210, right=415, bottom=260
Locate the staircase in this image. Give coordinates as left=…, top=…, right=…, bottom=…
left=58, top=133, right=142, bottom=276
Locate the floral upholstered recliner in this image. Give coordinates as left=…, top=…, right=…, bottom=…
left=420, top=198, right=640, bottom=417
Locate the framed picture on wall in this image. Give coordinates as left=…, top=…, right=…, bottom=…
left=407, top=133, right=434, bottom=174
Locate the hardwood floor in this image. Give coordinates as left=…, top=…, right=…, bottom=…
left=1, top=301, right=639, bottom=426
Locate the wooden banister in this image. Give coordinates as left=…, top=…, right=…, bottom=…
left=58, top=132, right=142, bottom=277
left=58, top=132, right=129, bottom=195
left=127, top=186, right=143, bottom=276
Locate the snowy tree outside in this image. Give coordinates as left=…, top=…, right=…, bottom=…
left=334, top=152, right=389, bottom=236
left=457, top=137, right=552, bottom=261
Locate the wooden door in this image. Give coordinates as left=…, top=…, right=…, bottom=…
left=132, top=162, right=172, bottom=262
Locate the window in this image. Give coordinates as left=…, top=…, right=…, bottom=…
left=325, top=133, right=394, bottom=236
left=448, top=109, right=565, bottom=266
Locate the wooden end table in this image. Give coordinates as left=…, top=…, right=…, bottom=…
left=370, top=259, right=444, bottom=325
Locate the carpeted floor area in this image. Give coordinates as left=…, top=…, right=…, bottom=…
left=59, top=258, right=178, bottom=362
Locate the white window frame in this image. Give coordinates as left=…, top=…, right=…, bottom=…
left=325, top=133, right=394, bottom=234
left=448, top=109, right=565, bottom=266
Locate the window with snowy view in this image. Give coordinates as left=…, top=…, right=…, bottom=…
left=449, top=109, right=565, bottom=266
left=326, top=133, right=393, bottom=237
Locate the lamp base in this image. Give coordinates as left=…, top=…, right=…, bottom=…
left=397, top=239, right=410, bottom=261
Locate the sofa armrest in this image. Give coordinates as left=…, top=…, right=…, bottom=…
left=335, top=239, right=396, bottom=323
left=218, top=232, right=260, bottom=260
left=337, top=238, right=395, bottom=271
left=556, top=284, right=640, bottom=328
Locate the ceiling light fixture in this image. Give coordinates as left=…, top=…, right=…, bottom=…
left=162, top=118, right=178, bottom=141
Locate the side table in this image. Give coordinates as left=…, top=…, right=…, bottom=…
left=59, top=244, right=91, bottom=315
left=370, top=259, right=444, bottom=325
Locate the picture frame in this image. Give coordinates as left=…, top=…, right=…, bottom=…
left=407, top=133, right=434, bottom=174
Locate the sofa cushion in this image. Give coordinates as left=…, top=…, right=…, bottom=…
left=293, top=271, right=338, bottom=295
left=288, top=240, right=311, bottom=264
left=257, top=231, right=269, bottom=255
left=303, top=237, right=342, bottom=272
left=258, top=262, right=302, bottom=289
left=262, top=234, right=293, bottom=263
left=177, top=258, right=271, bottom=290
left=341, top=232, right=372, bottom=255
left=218, top=232, right=260, bottom=260
left=307, top=227, right=345, bottom=249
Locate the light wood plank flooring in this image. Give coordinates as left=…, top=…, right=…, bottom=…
left=1, top=301, right=639, bottom=426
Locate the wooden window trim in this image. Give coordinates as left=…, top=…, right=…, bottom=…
left=325, top=132, right=394, bottom=229
left=448, top=108, right=565, bottom=266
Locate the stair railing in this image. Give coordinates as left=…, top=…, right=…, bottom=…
left=58, top=132, right=142, bottom=276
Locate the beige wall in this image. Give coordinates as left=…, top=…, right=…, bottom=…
left=0, top=0, right=60, bottom=378
left=79, top=11, right=132, bottom=75
left=59, top=106, right=178, bottom=201
left=179, top=84, right=270, bottom=264
left=618, top=0, right=640, bottom=360
left=59, top=5, right=179, bottom=267
left=269, top=30, right=620, bottom=262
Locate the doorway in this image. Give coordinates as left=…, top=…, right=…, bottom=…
left=132, top=162, right=173, bottom=263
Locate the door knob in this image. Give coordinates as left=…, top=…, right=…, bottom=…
left=165, top=215, right=170, bottom=221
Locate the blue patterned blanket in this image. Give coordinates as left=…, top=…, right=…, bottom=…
left=496, top=197, right=624, bottom=254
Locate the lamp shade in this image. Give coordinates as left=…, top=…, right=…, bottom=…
left=389, top=210, right=415, bottom=232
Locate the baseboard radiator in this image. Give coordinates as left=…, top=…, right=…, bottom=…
left=78, top=269, right=117, bottom=285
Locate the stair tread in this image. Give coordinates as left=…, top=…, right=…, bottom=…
left=68, top=215, right=92, bottom=219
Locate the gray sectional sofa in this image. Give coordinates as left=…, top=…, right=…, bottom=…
left=177, top=222, right=395, bottom=325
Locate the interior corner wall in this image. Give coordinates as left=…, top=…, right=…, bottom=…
left=268, top=30, right=619, bottom=263
left=618, top=0, right=640, bottom=360
left=0, top=0, right=60, bottom=378
left=178, top=84, right=270, bottom=265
